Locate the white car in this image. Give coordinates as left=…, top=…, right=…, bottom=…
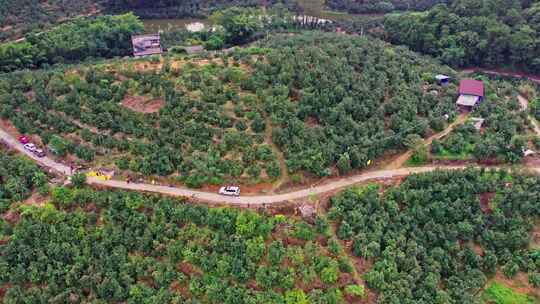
left=34, top=148, right=46, bottom=158
left=219, top=186, right=241, bottom=196
left=23, top=143, right=37, bottom=152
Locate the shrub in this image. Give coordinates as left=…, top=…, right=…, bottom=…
left=344, top=284, right=365, bottom=298
left=71, top=173, right=87, bottom=188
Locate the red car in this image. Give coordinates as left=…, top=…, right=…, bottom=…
left=18, top=136, right=29, bottom=144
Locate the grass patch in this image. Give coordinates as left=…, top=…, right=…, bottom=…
left=482, top=282, right=536, bottom=304
left=432, top=146, right=474, bottom=161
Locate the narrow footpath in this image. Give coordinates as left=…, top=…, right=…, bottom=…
left=518, top=95, right=540, bottom=137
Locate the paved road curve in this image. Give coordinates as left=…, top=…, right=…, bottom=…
left=0, top=129, right=71, bottom=175
left=88, top=166, right=467, bottom=205
left=2, top=126, right=539, bottom=205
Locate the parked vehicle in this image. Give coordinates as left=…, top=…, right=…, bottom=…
left=23, top=143, right=36, bottom=152
left=33, top=149, right=46, bottom=158
left=218, top=186, right=241, bottom=196
left=18, top=136, right=29, bottom=144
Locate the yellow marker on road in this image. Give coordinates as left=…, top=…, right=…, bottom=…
left=86, top=171, right=111, bottom=181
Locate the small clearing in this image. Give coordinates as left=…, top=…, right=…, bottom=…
left=484, top=276, right=540, bottom=303
left=531, top=222, right=540, bottom=249
left=23, top=191, right=47, bottom=207
left=121, top=96, right=165, bottom=114
left=479, top=192, right=496, bottom=214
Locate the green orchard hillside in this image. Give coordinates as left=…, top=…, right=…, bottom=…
left=1, top=145, right=539, bottom=302
left=1, top=31, right=464, bottom=187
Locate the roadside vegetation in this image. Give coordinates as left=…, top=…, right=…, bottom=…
left=0, top=149, right=363, bottom=302
left=0, top=149, right=48, bottom=213
left=1, top=148, right=539, bottom=303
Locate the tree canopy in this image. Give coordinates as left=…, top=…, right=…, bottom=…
left=0, top=13, right=144, bottom=73
left=384, top=1, right=540, bottom=73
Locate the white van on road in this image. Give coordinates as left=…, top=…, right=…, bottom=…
left=219, top=186, right=240, bottom=196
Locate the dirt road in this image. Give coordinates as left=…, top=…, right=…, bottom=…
left=385, top=113, right=469, bottom=169
left=88, top=166, right=468, bottom=205
left=462, top=68, right=540, bottom=84
left=518, top=95, right=540, bottom=137
left=2, top=125, right=539, bottom=205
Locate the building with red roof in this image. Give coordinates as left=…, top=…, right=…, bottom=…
left=456, top=79, right=484, bottom=111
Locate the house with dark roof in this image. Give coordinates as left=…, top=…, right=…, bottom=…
left=132, top=34, right=162, bottom=57
left=456, top=79, right=484, bottom=111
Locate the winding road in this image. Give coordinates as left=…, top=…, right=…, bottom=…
left=3, top=71, right=540, bottom=205
left=3, top=126, right=540, bottom=205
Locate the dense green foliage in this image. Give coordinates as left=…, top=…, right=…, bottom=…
left=0, top=0, right=99, bottom=41
left=104, top=0, right=298, bottom=19
left=0, top=13, right=143, bottom=73
left=161, top=6, right=332, bottom=50
left=329, top=169, right=540, bottom=303
left=432, top=78, right=530, bottom=163
left=0, top=149, right=47, bottom=205
left=482, top=282, right=536, bottom=304
left=0, top=32, right=461, bottom=185
left=384, top=1, right=540, bottom=72
left=0, top=186, right=356, bottom=303
left=253, top=33, right=456, bottom=176
left=0, top=52, right=283, bottom=186
left=326, top=0, right=446, bottom=13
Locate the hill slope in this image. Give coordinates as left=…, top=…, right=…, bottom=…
left=0, top=32, right=459, bottom=188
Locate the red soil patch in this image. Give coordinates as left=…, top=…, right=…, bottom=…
left=338, top=272, right=355, bottom=286
left=169, top=281, right=190, bottom=298
left=246, top=280, right=262, bottom=291
left=317, top=235, right=328, bottom=247
left=23, top=191, right=47, bottom=207
left=2, top=210, right=20, bottom=224
left=0, top=284, right=11, bottom=300
left=267, top=203, right=298, bottom=216
left=24, top=91, right=35, bottom=101
left=468, top=242, right=485, bottom=256
left=479, top=192, right=495, bottom=214
left=531, top=224, right=540, bottom=249
left=0, top=119, right=19, bottom=136
left=177, top=262, right=201, bottom=277
left=285, top=236, right=306, bottom=247
left=352, top=256, right=373, bottom=276
left=305, top=116, right=320, bottom=128
left=238, top=182, right=274, bottom=195
left=463, top=67, right=540, bottom=85
left=298, top=277, right=325, bottom=293
left=84, top=203, right=98, bottom=213
left=491, top=272, right=540, bottom=299
left=121, top=96, right=165, bottom=114
left=525, top=157, right=540, bottom=167
left=477, top=158, right=504, bottom=166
